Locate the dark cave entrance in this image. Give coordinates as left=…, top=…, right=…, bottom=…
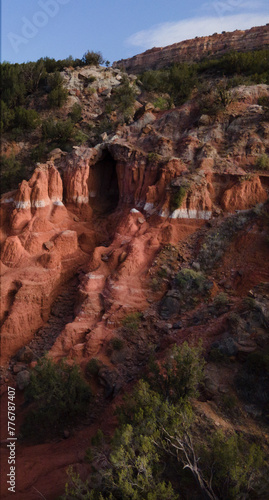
left=89, top=152, right=119, bottom=214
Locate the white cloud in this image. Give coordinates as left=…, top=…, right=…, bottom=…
left=127, top=13, right=269, bottom=50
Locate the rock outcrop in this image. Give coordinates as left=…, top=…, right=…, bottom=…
left=113, top=24, right=269, bottom=73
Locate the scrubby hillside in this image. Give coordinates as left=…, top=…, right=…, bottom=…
left=0, top=43, right=269, bottom=500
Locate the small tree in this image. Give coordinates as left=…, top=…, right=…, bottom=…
left=21, top=356, right=91, bottom=441
left=14, top=106, right=40, bottom=130
left=69, top=103, right=82, bottom=123
left=47, top=71, right=68, bottom=108
left=122, top=312, right=142, bottom=334
left=199, top=431, right=265, bottom=499
left=147, top=342, right=205, bottom=402
left=42, top=118, right=74, bottom=144
left=255, top=154, right=269, bottom=171
left=82, top=50, right=104, bottom=66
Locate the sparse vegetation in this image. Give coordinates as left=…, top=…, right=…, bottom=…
left=69, top=103, right=82, bottom=123
left=42, top=118, right=74, bottom=145
left=63, top=343, right=267, bottom=500
left=175, top=268, right=208, bottom=294
left=85, top=358, right=101, bottom=379
left=122, top=312, right=142, bottom=334
left=198, top=212, right=254, bottom=270
left=170, top=185, right=188, bottom=211
left=148, top=151, right=160, bottom=162
left=111, top=337, right=124, bottom=351
left=255, top=154, right=269, bottom=171
left=153, top=96, right=169, bottom=110
left=213, top=292, right=229, bottom=308
left=139, top=49, right=269, bottom=110
left=140, top=62, right=197, bottom=106
left=0, top=155, right=26, bottom=194
left=109, top=75, right=136, bottom=122
left=197, top=80, right=233, bottom=116
left=47, top=71, right=68, bottom=108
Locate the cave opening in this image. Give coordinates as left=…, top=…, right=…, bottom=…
left=89, top=152, right=119, bottom=214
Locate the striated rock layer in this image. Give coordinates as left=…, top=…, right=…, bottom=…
left=113, top=24, right=269, bottom=73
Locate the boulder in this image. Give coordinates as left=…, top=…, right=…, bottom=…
left=16, top=346, right=34, bottom=363
left=159, top=296, right=180, bottom=319
left=16, top=370, right=30, bottom=390
left=211, top=337, right=238, bottom=357
left=98, top=367, right=122, bottom=398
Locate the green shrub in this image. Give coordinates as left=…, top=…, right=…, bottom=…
left=47, top=71, right=64, bottom=89
left=30, top=143, right=47, bottom=163
left=21, top=356, right=91, bottom=441
left=157, top=267, right=168, bottom=278
left=170, top=185, right=188, bottom=211
left=213, top=292, right=229, bottom=308
left=42, top=118, right=74, bottom=143
left=0, top=155, right=26, bottom=195
left=91, top=429, right=105, bottom=447
left=0, top=100, right=15, bottom=132
left=109, top=75, right=136, bottom=121
left=222, top=393, right=237, bottom=411
left=82, top=50, right=104, bottom=66
left=93, top=117, right=116, bottom=137
left=69, top=103, right=82, bottom=123
left=255, top=154, right=269, bottom=171
left=85, top=358, right=101, bottom=378
left=14, top=106, right=40, bottom=130
left=148, top=151, right=160, bottom=162
left=73, top=130, right=88, bottom=145
left=151, top=277, right=159, bottom=291
left=1, top=102, right=39, bottom=133
left=111, top=337, right=124, bottom=351
left=47, top=71, right=68, bottom=108
left=198, top=89, right=223, bottom=116
left=153, top=96, right=169, bottom=110
left=122, top=312, right=142, bottom=334
left=258, top=95, right=269, bottom=110
left=175, top=268, right=207, bottom=293
left=140, top=63, right=197, bottom=106
left=48, top=86, right=68, bottom=108
left=243, top=296, right=258, bottom=311
left=148, top=341, right=205, bottom=402
left=199, top=431, right=264, bottom=500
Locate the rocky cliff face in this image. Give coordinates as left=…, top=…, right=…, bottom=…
left=1, top=82, right=269, bottom=366
left=113, top=25, right=269, bottom=73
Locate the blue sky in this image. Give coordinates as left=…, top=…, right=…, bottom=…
left=1, top=0, right=269, bottom=64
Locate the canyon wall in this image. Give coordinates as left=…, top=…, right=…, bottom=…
left=1, top=82, right=269, bottom=366
left=113, top=24, right=269, bottom=73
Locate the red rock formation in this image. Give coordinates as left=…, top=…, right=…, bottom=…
left=1, top=83, right=269, bottom=366
left=221, top=175, right=267, bottom=211
left=113, top=25, right=269, bottom=73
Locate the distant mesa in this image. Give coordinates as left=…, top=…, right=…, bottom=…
left=113, top=24, right=269, bottom=73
